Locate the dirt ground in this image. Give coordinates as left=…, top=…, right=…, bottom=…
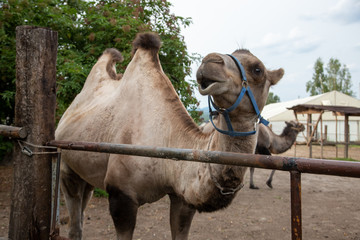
left=1, top=145, right=360, bottom=240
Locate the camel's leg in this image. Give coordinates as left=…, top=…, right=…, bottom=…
left=169, top=194, right=196, bottom=240
left=266, top=170, right=276, bottom=189
left=81, top=183, right=94, bottom=222
left=60, top=163, right=94, bottom=240
left=249, top=167, right=259, bottom=189
left=107, top=185, right=138, bottom=240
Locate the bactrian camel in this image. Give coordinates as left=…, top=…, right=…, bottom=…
left=55, top=32, right=284, bottom=240
left=249, top=121, right=305, bottom=189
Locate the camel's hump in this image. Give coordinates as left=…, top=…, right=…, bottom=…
left=103, top=48, right=123, bottom=63
left=132, top=32, right=161, bottom=54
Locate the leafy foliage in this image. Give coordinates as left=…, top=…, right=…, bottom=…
left=0, top=135, right=13, bottom=162
left=0, top=0, right=201, bottom=159
left=0, top=0, right=201, bottom=121
left=306, top=57, right=353, bottom=96
left=266, top=92, right=280, bottom=105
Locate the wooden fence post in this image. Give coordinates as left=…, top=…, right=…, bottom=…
left=8, top=26, right=58, bottom=240
left=307, top=114, right=312, bottom=158
left=344, top=114, right=349, bottom=159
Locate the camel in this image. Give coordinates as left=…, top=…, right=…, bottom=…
left=249, top=121, right=305, bottom=189
left=55, top=32, right=284, bottom=240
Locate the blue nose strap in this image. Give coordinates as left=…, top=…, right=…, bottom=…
left=208, top=54, right=269, bottom=137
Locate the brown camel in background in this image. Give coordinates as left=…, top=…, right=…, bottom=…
left=249, top=121, right=305, bottom=189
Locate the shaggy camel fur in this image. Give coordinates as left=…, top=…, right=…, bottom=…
left=56, top=32, right=283, bottom=240
left=250, top=121, right=305, bottom=189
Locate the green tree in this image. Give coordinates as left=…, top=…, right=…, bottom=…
left=306, top=57, right=353, bottom=96
left=0, top=0, right=201, bottom=160
left=326, top=58, right=353, bottom=96
left=266, top=91, right=280, bottom=105
left=306, top=58, right=328, bottom=95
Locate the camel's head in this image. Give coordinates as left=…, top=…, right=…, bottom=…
left=196, top=50, right=284, bottom=119
left=285, top=121, right=305, bottom=133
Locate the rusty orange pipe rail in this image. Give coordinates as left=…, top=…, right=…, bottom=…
left=1, top=129, right=359, bottom=240
left=47, top=140, right=360, bottom=240
left=48, top=140, right=360, bottom=177
left=48, top=140, right=360, bottom=240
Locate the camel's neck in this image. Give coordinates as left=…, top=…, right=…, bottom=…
left=269, top=127, right=299, bottom=154
left=159, top=100, right=259, bottom=154
left=208, top=113, right=258, bottom=153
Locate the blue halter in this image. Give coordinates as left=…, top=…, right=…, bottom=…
left=208, top=54, right=269, bottom=137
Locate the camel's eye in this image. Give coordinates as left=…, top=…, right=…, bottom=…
left=253, top=67, right=262, bottom=75
left=250, top=63, right=264, bottom=80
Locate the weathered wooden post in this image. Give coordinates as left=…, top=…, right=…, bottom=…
left=307, top=114, right=312, bottom=158
left=9, top=26, right=58, bottom=240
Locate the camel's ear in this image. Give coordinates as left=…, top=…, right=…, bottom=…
left=268, top=68, right=284, bottom=85
left=285, top=121, right=289, bottom=125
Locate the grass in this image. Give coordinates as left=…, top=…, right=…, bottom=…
left=93, top=188, right=109, bottom=198
left=349, top=145, right=360, bottom=149
left=332, top=157, right=360, bottom=162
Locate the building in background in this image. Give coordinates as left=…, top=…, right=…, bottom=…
left=262, top=91, right=360, bottom=142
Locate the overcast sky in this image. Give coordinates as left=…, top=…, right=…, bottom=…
left=170, top=0, right=360, bottom=109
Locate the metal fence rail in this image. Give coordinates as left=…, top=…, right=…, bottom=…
left=48, top=140, right=360, bottom=177
left=2, top=129, right=360, bottom=240
left=47, top=139, right=360, bottom=240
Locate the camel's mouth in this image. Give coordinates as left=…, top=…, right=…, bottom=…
left=297, top=125, right=305, bottom=132
left=196, top=59, right=227, bottom=95
left=200, top=78, right=217, bottom=90
left=198, top=77, right=224, bottom=95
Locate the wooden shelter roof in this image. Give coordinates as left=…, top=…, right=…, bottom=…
left=288, top=104, right=360, bottom=116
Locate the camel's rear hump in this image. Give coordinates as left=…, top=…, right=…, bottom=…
left=78, top=48, right=123, bottom=94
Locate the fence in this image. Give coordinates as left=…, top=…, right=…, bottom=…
left=1, top=26, right=360, bottom=240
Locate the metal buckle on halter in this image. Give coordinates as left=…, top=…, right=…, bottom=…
left=209, top=110, right=219, bottom=117
left=241, top=80, right=248, bottom=88
left=217, top=107, right=226, bottom=114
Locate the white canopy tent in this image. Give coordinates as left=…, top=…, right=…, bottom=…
left=262, top=91, right=360, bottom=142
